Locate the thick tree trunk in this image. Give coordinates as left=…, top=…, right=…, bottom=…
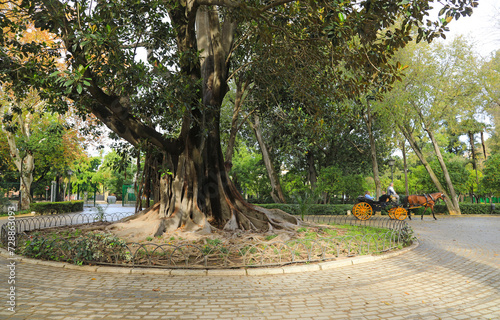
left=399, top=125, right=460, bottom=215
left=107, top=5, right=298, bottom=239
left=110, top=121, right=299, bottom=239
left=249, top=114, right=287, bottom=204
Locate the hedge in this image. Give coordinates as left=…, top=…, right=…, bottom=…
left=258, top=202, right=500, bottom=216
left=29, top=201, right=84, bottom=215
left=259, top=203, right=353, bottom=216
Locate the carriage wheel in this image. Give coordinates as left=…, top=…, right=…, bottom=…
left=393, top=207, right=408, bottom=221
left=352, top=202, right=373, bottom=220
left=388, top=208, right=396, bottom=219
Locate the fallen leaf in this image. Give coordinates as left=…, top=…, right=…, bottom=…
left=152, top=288, right=160, bottom=292
left=91, top=278, right=96, bottom=280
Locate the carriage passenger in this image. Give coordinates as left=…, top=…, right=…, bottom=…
left=364, top=191, right=374, bottom=200
left=387, top=182, right=400, bottom=203
left=379, top=191, right=390, bottom=203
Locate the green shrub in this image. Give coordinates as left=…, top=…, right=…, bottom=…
left=456, top=203, right=499, bottom=215
left=20, top=231, right=130, bottom=264
left=259, top=203, right=353, bottom=215
left=29, top=201, right=84, bottom=215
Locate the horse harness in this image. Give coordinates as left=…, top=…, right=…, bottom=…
left=409, top=193, right=435, bottom=207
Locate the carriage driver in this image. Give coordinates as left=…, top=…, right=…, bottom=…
left=387, top=182, right=400, bottom=203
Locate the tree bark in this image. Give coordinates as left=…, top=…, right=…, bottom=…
left=249, top=114, right=287, bottom=204
left=480, top=131, right=487, bottom=160
left=306, top=152, right=318, bottom=193
left=468, top=131, right=480, bottom=192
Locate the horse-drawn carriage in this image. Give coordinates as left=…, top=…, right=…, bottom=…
left=352, top=192, right=446, bottom=221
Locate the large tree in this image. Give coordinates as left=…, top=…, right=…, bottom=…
left=1, top=0, right=476, bottom=235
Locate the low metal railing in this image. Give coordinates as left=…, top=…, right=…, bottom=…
left=1, top=213, right=413, bottom=269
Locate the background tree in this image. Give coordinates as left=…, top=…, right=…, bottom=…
left=377, top=37, right=488, bottom=214
left=1, top=90, right=44, bottom=209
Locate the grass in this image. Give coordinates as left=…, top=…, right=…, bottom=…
left=0, top=210, right=31, bottom=217
left=331, top=224, right=389, bottom=235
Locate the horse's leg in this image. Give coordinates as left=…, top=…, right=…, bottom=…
left=431, top=205, right=437, bottom=220
left=421, top=206, right=428, bottom=220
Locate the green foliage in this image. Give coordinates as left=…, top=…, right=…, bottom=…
left=291, top=192, right=315, bottom=220
left=316, top=166, right=343, bottom=195
left=231, top=144, right=271, bottom=202
left=408, top=154, right=470, bottom=195
left=281, top=169, right=310, bottom=199
left=94, top=150, right=137, bottom=199
left=481, top=154, right=500, bottom=196
left=316, top=165, right=367, bottom=201
left=259, top=203, right=353, bottom=216
left=20, top=231, right=130, bottom=264
left=29, top=201, right=84, bottom=215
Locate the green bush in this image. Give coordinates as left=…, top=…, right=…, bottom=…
left=20, top=231, right=130, bottom=264
left=455, top=203, right=499, bottom=215
left=259, top=203, right=353, bottom=215
left=29, top=201, right=84, bottom=215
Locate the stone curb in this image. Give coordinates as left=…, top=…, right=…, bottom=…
left=0, top=241, right=419, bottom=276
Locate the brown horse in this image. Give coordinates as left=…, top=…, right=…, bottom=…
left=404, top=192, right=446, bottom=220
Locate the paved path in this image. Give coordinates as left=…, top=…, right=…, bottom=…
left=1, top=215, right=499, bottom=320
left=0, top=204, right=135, bottom=231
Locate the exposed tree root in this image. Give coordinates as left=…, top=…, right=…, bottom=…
left=107, top=201, right=301, bottom=242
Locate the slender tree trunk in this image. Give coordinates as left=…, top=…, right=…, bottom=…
left=306, top=152, right=318, bottom=192
left=225, top=78, right=251, bottom=163
left=468, top=131, right=480, bottom=199
left=425, top=128, right=461, bottom=214
left=135, top=151, right=142, bottom=213
left=480, top=131, right=487, bottom=160
left=249, top=114, right=287, bottom=203
left=399, top=125, right=460, bottom=214
left=364, top=102, right=382, bottom=198
left=402, top=141, right=409, bottom=197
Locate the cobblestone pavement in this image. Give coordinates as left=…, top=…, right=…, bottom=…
left=1, top=215, right=499, bottom=320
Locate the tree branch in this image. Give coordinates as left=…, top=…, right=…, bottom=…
left=196, top=0, right=242, bottom=8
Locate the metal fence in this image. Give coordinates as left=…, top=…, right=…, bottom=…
left=1, top=213, right=412, bottom=269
